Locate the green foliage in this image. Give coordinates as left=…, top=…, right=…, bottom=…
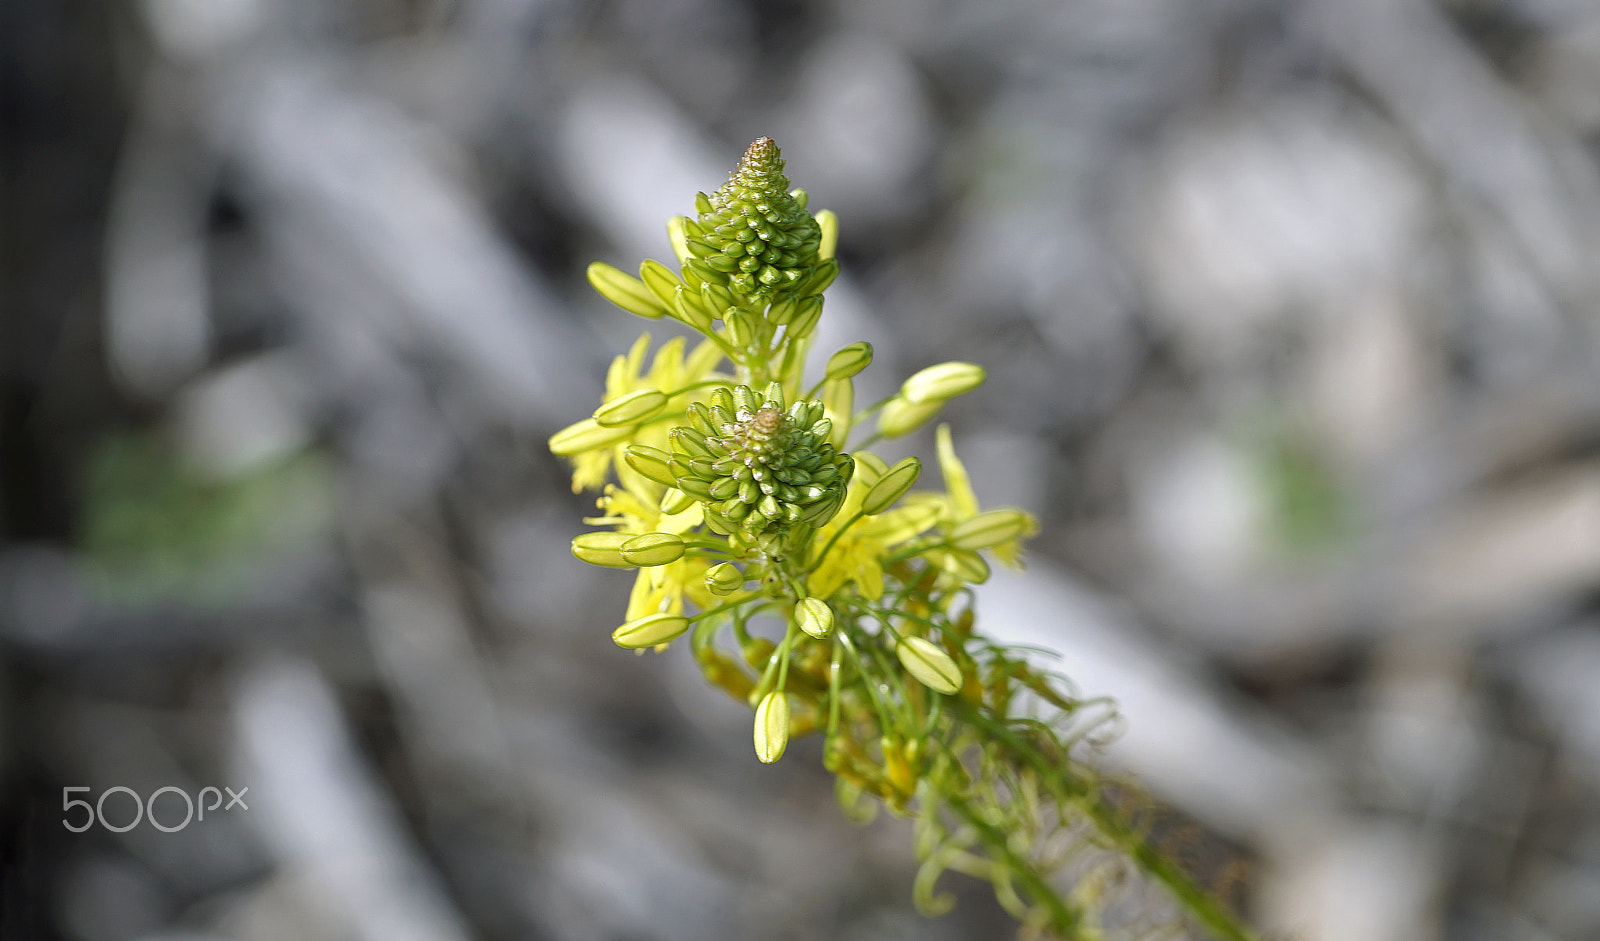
left=551, top=138, right=1259, bottom=940
left=80, top=431, right=333, bottom=605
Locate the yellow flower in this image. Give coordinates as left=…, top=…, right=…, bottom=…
left=809, top=474, right=940, bottom=601
left=582, top=446, right=713, bottom=625
left=552, top=333, right=726, bottom=493
left=932, top=425, right=1036, bottom=568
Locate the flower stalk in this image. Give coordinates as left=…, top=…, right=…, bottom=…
left=550, top=137, right=1260, bottom=940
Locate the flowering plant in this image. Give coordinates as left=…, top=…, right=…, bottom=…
left=552, top=138, right=1257, bottom=940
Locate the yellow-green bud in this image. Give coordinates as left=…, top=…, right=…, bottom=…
left=821, top=377, right=852, bottom=450
left=825, top=342, right=873, bottom=381
left=705, top=561, right=745, bottom=595
left=659, top=487, right=695, bottom=515
left=875, top=396, right=943, bottom=439
left=549, top=418, right=635, bottom=456
left=586, top=261, right=667, bottom=319
left=794, top=597, right=833, bottom=639
left=620, top=532, right=686, bottom=567
left=624, top=445, right=678, bottom=488
left=861, top=457, right=920, bottom=515
left=948, top=509, right=1036, bottom=551
left=754, top=690, right=791, bottom=763
left=786, top=296, right=823, bottom=339
left=901, top=361, right=985, bottom=405
left=896, top=636, right=962, bottom=695
left=595, top=388, right=668, bottom=427
left=613, top=613, right=691, bottom=649
left=852, top=452, right=889, bottom=487
left=639, top=259, right=686, bottom=309
left=571, top=532, right=631, bottom=567
left=816, top=209, right=838, bottom=261
left=930, top=547, right=990, bottom=584
left=667, top=216, right=693, bottom=266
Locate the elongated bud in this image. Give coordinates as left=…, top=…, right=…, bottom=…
left=613, top=613, right=691, bottom=648
left=786, top=296, right=823, bottom=339
left=853, top=452, right=889, bottom=487
left=862, top=457, right=920, bottom=515
left=672, top=288, right=714, bottom=332
left=667, top=216, right=693, bottom=266
left=705, top=561, right=745, bottom=595
left=948, top=509, right=1036, bottom=551
left=550, top=418, right=634, bottom=456
left=754, top=691, right=791, bottom=763
left=896, top=636, right=962, bottom=695
left=595, top=388, right=667, bottom=427
left=875, top=396, right=943, bottom=439
left=620, top=532, right=686, bottom=567
left=659, top=487, right=695, bottom=515
left=624, top=445, right=678, bottom=488
left=901, top=361, right=985, bottom=405
left=825, top=341, right=873, bottom=381
left=821, top=377, right=852, bottom=450
left=795, top=597, right=833, bottom=639
left=587, top=262, right=668, bottom=319
left=639, top=259, right=686, bottom=309
left=930, top=547, right=990, bottom=583
left=571, top=531, right=632, bottom=567
left=816, top=209, right=838, bottom=261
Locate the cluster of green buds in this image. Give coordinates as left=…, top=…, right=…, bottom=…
left=669, top=383, right=852, bottom=549
left=551, top=137, right=1260, bottom=941
left=683, top=136, right=823, bottom=303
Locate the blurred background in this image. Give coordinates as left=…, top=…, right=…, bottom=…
left=5, top=0, right=1600, bottom=938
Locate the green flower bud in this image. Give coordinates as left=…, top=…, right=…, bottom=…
left=613, top=613, right=691, bottom=649
left=687, top=138, right=823, bottom=306
left=624, top=445, right=679, bottom=488
left=816, top=209, right=838, bottom=261
left=875, top=396, right=943, bottom=439
left=667, top=216, right=693, bottom=266
left=638, top=259, right=686, bottom=309
left=549, top=418, right=635, bottom=456
left=897, top=636, right=962, bottom=695
left=704, top=561, right=745, bottom=595
left=659, top=487, right=695, bottom=515
left=795, top=597, right=833, bottom=639
left=825, top=342, right=873, bottom=381
left=852, top=452, right=889, bottom=487
left=786, top=296, right=824, bottom=339
left=595, top=388, right=668, bottom=427
left=821, top=377, right=852, bottom=450
left=587, top=261, right=667, bottom=319
left=861, top=457, right=920, bottom=515
left=754, top=690, right=791, bottom=763
left=901, top=361, right=985, bottom=405
left=930, top=547, right=990, bottom=584
left=948, top=509, right=1037, bottom=551
left=620, top=532, right=686, bottom=567
left=571, top=531, right=632, bottom=567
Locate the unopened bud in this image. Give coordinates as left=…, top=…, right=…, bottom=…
left=754, top=691, right=791, bottom=764
left=613, top=613, right=691, bottom=649
left=948, top=509, right=1036, bottom=551
left=586, top=262, right=667, bottom=319
left=825, top=342, right=873, bottom=381
left=620, top=532, right=686, bottom=567
left=795, top=597, right=833, bottom=639
left=861, top=457, right=921, bottom=516
left=896, top=636, right=962, bottom=695
left=901, top=362, right=985, bottom=405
